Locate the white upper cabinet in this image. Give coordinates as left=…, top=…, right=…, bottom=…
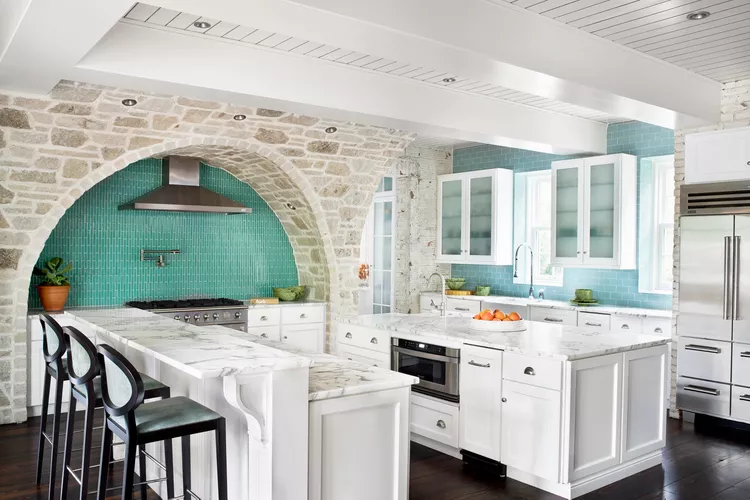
left=686, top=127, right=750, bottom=185
left=437, top=169, right=513, bottom=264
left=551, top=154, right=637, bottom=269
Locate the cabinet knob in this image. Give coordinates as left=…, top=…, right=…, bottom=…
left=260, top=316, right=268, bottom=321
left=261, top=333, right=268, bottom=338
left=524, top=367, right=536, bottom=376
left=283, top=336, right=288, bottom=340
left=654, top=327, right=663, bottom=333
left=436, top=420, right=446, bottom=429
left=300, top=313, right=307, bottom=319
left=345, top=332, right=352, bottom=338
left=501, top=397, right=507, bottom=403
left=747, top=161, right=750, bottom=166
left=370, top=337, right=378, bottom=344
left=621, top=324, right=630, bottom=329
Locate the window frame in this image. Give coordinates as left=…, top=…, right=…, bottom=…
left=652, top=157, right=675, bottom=293
left=366, top=176, right=397, bottom=314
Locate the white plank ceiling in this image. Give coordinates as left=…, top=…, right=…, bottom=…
left=122, top=3, right=628, bottom=124
left=498, top=0, right=750, bottom=84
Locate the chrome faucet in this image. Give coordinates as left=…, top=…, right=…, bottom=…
left=427, top=272, right=447, bottom=317
left=513, top=243, right=534, bottom=299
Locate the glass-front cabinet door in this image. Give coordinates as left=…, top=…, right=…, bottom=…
left=551, top=159, right=584, bottom=265
left=438, top=174, right=465, bottom=262
left=467, top=172, right=496, bottom=262
left=584, top=156, right=619, bottom=267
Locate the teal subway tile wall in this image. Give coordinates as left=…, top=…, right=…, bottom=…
left=452, top=121, right=674, bottom=310
left=29, top=159, right=298, bottom=307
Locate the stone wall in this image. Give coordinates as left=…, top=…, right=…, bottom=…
left=0, top=80, right=413, bottom=424
left=671, top=78, right=750, bottom=416
left=394, top=145, right=452, bottom=314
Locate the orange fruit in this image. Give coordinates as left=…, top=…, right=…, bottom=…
left=508, top=312, right=521, bottom=321
left=494, top=311, right=506, bottom=320
left=481, top=311, right=494, bottom=321
left=502, top=317, right=513, bottom=321
left=473, top=314, right=481, bottom=320
left=492, top=317, right=503, bottom=321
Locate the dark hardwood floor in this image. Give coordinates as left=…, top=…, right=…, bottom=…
left=3, top=414, right=750, bottom=499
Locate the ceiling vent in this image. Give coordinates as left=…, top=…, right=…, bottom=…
left=681, top=181, right=750, bottom=215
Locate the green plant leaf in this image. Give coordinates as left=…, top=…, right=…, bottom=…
left=58, top=263, right=72, bottom=275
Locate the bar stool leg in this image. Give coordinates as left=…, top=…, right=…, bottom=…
left=78, top=397, right=96, bottom=500
left=48, top=376, right=65, bottom=500
left=122, top=440, right=137, bottom=500
left=59, top=396, right=78, bottom=499
left=96, top=426, right=113, bottom=500
left=164, top=439, right=174, bottom=499
left=138, top=445, right=147, bottom=499
left=36, top=370, right=52, bottom=485
left=215, top=419, right=228, bottom=500
left=181, top=436, right=191, bottom=500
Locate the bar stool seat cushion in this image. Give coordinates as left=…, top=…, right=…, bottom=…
left=73, top=372, right=167, bottom=400
left=111, top=397, right=222, bottom=438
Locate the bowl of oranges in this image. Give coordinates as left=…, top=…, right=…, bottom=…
left=470, top=309, right=526, bottom=332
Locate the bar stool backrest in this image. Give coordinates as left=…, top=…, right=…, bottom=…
left=40, top=314, right=66, bottom=363
left=64, top=326, right=99, bottom=386
left=97, top=344, right=145, bottom=419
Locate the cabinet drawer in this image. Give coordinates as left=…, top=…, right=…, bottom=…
left=732, top=344, right=750, bottom=387
left=503, top=352, right=562, bottom=391
left=678, top=338, right=731, bottom=383
left=578, top=311, right=610, bottom=330
left=445, top=298, right=480, bottom=315
left=611, top=316, right=642, bottom=333
left=247, top=308, right=281, bottom=327
left=643, top=318, right=671, bottom=337
left=420, top=295, right=442, bottom=314
left=282, top=305, right=325, bottom=325
left=246, top=325, right=281, bottom=342
left=529, top=307, right=577, bottom=326
left=337, top=344, right=390, bottom=368
left=335, top=324, right=390, bottom=354
left=677, top=377, right=729, bottom=417
left=410, top=393, right=459, bottom=448
left=732, top=386, right=750, bottom=422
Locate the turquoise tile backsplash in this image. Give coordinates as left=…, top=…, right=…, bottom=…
left=452, top=121, right=674, bottom=310
left=29, top=159, right=298, bottom=307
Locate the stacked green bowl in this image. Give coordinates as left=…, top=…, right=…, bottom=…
left=273, top=285, right=307, bottom=301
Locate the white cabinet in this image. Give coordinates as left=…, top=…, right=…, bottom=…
left=437, top=169, right=513, bottom=265
left=686, top=127, right=750, bottom=184
left=551, top=154, right=636, bottom=269
left=282, top=323, right=325, bottom=352
left=411, top=393, right=460, bottom=449
left=501, top=380, right=561, bottom=482
left=246, top=325, right=281, bottom=341
left=247, top=304, right=327, bottom=352
left=459, top=345, right=503, bottom=461
left=337, top=344, right=389, bottom=368
left=445, top=297, right=480, bottom=315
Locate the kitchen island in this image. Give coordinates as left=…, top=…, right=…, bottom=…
left=37, top=308, right=416, bottom=500
left=337, top=313, right=671, bottom=499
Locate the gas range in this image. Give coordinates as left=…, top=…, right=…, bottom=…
left=125, top=298, right=248, bottom=331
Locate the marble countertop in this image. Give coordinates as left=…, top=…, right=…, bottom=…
left=421, top=291, right=672, bottom=319
left=244, top=299, right=327, bottom=309
left=344, top=313, right=669, bottom=361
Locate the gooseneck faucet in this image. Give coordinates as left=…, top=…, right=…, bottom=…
left=427, top=272, right=447, bottom=317
left=513, top=243, right=534, bottom=299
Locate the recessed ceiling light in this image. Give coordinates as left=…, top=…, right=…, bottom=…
left=233, top=114, right=247, bottom=121
left=325, top=126, right=338, bottom=134
left=687, top=11, right=710, bottom=20
left=193, top=21, right=212, bottom=29
left=121, top=99, right=137, bottom=107
left=442, top=77, right=457, bottom=83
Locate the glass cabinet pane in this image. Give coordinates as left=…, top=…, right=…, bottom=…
left=554, top=167, right=579, bottom=258
left=469, top=176, right=493, bottom=256
left=441, top=180, right=463, bottom=256
left=588, top=162, right=615, bottom=259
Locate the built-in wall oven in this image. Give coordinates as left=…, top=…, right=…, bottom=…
left=391, top=338, right=460, bottom=402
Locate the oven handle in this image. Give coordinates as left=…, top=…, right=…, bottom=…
left=392, top=346, right=459, bottom=363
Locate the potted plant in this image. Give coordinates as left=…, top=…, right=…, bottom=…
left=33, top=257, right=72, bottom=312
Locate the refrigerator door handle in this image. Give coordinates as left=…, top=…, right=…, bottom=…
left=724, top=236, right=732, bottom=321
left=735, top=236, right=741, bottom=321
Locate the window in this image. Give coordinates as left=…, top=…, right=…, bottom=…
left=359, top=176, right=396, bottom=314
left=638, top=155, right=675, bottom=294
left=514, top=171, right=563, bottom=287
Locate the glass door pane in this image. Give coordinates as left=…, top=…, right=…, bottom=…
left=441, top=179, right=463, bottom=257
left=469, top=176, right=493, bottom=256
left=588, top=162, right=615, bottom=259
left=554, top=167, right=579, bottom=259
left=372, top=199, right=393, bottom=314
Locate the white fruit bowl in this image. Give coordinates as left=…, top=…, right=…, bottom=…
left=469, top=319, right=527, bottom=332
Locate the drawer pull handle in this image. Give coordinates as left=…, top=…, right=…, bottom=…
left=347, top=357, right=353, bottom=361
left=741, top=352, right=750, bottom=358
left=685, top=344, right=721, bottom=354
left=740, top=395, right=750, bottom=402
left=436, top=420, right=446, bottom=429
left=345, top=332, right=352, bottom=338
left=501, top=397, right=507, bottom=403
left=654, top=327, right=663, bottom=333
left=585, top=322, right=602, bottom=327
left=684, top=385, right=720, bottom=396
left=260, top=333, right=268, bottom=338
left=544, top=317, right=563, bottom=323
left=621, top=324, right=630, bottom=329
left=300, top=313, right=307, bottom=319
left=374, top=364, right=378, bottom=367
left=524, top=367, right=535, bottom=376
left=468, top=360, right=491, bottom=368
left=370, top=337, right=378, bottom=344
left=283, top=336, right=288, bottom=340
left=455, top=307, right=470, bottom=312
left=260, top=316, right=268, bottom=321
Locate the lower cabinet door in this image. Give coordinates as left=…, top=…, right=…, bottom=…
left=500, top=380, right=561, bottom=482
left=282, top=323, right=324, bottom=352
left=246, top=325, right=281, bottom=342
left=459, top=345, right=503, bottom=461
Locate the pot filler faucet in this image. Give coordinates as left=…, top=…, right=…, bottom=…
left=427, top=272, right=447, bottom=317
left=513, top=243, right=535, bottom=300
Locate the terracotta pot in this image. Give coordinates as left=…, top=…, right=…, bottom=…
left=37, top=285, right=70, bottom=312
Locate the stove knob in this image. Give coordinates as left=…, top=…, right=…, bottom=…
left=213, top=313, right=219, bottom=320
left=174, top=315, right=180, bottom=321
left=194, top=314, right=200, bottom=321
left=184, top=315, right=190, bottom=321
left=234, top=312, right=241, bottom=319
left=204, top=314, right=209, bottom=320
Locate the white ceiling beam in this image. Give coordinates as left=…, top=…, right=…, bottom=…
left=71, top=23, right=607, bottom=155
left=0, top=0, right=133, bottom=94
left=151, top=0, right=720, bottom=128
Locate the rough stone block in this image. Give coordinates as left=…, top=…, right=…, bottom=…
left=10, top=130, right=48, bottom=145
left=101, top=147, right=125, bottom=161
left=55, top=116, right=106, bottom=130
left=183, top=109, right=211, bottom=123
left=255, top=128, right=289, bottom=144
left=152, top=115, right=179, bottom=130
left=280, top=114, right=319, bottom=126
left=308, top=141, right=340, bottom=154
left=0, top=186, right=13, bottom=204
left=48, top=103, right=93, bottom=115
left=0, top=108, right=30, bottom=129
left=51, top=128, right=88, bottom=148
left=63, top=159, right=89, bottom=178
left=113, top=116, right=148, bottom=128
left=177, top=97, right=221, bottom=110
left=128, top=136, right=163, bottom=150
left=9, top=170, right=56, bottom=184
left=0, top=249, right=21, bottom=270
left=50, top=85, right=101, bottom=103
left=257, top=108, right=284, bottom=117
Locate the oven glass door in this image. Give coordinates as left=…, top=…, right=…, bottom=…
left=397, top=351, right=447, bottom=386
left=393, top=347, right=458, bottom=400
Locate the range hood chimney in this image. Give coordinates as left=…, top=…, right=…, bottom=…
left=118, top=156, right=251, bottom=214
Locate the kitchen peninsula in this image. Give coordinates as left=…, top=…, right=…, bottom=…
left=337, top=313, right=670, bottom=499
left=32, top=307, right=417, bottom=500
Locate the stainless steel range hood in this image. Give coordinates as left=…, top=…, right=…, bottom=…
left=118, top=156, right=251, bottom=214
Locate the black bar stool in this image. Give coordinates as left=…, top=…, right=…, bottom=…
left=36, top=314, right=69, bottom=500
left=96, top=344, right=228, bottom=500
left=60, top=326, right=171, bottom=500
